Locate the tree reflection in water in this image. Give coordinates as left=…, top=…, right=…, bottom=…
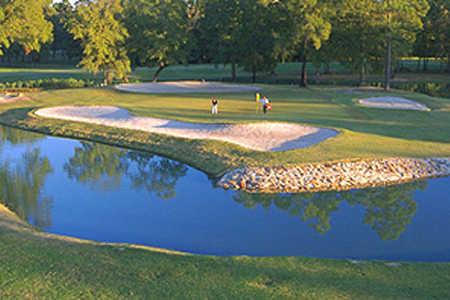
left=0, top=125, right=44, bottom=146
left=346, top=182, right=426, bottom=240
left=64, top=142, right=129, bottom=190
left=0, top=149, right=53, bottom=228
left=64, top=142, right=188, bottom=199
left=234, top=181, right=427, bottom=240
left=126, top=152, right=188, bottom=200
left=0, top=126, right=430, bottom=240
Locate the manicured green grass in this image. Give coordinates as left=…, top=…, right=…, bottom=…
left=0, top=66, right=97, bottom=82
left=1, top=204, right=450, bottom=299
left=2, top=62, right=449, bottom=84
left=0, top=85, right=448, bottom=176
left=0, top=69, right=449, bottom=298
left=133, top=62, right=450, bottom=84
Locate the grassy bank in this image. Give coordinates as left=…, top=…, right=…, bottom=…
left=0, top=85, right=449, bottom=176
left=1, top=203, right=450, bottom=299
left=0, top=71, right=449, bottom=298
left=1, top=62, right=449, bottom=84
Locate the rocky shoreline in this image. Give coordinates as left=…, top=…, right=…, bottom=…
left=218, top=157, right=450, bottom=193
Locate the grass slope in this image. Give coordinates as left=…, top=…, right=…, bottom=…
left=1, top=204, right=450, bottom=299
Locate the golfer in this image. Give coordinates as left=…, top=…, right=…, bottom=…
left=211, top=97, right=219, bottom=114
left=262, top=96, right=271, bottom=114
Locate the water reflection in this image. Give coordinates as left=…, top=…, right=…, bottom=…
left=0, top=125, right=43, bottom=145
left=347, top=183, right=425, bottom=240
left=126, top=151, right=188, bottom=200
left=0, top=135, right=428, bottom=240
left=64, top=142, right=128, bottom=190
left=1, top=125, right=449, bottom=259
left=234, top=181, right=426, bottom=240
left=0, top=148, right=53, bottom=228
left=64, top=142, right=187, bottom=199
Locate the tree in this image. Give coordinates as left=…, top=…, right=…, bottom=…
left=197, top=0, right=242, bottom=81
left=69, top=0, right=130, bottom=84
left=184, top=0, right=205, bottom=64
left=124, top=0, right=190, bottom=82
left=377, top=0, right=429, bottom=90
left=317, top=0, right=385, bottom=85
left=236, top=0, right=278, bottom=83
left=49, top=0, right=81, bottom=63
left=279, top=0, right=332, bottom=87
left=0, top=0, right=53, bottom=56
left=414, top=0, right=450, bottom=72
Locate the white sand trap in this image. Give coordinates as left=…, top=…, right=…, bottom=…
left=359, top=97, right=430, bottom=111
left=35, top=106, right=338, bottom=152
left=0, top=93, right=29, bottom=104
left=115, top=81, right=261, bottom=94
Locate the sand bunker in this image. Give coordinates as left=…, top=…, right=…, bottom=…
left=115, top=81, right=261, bottom=94
left=35, top=106, right=337, bottom=152
left=0, top=93, right=30, bottom=104
left=359, top=97, right=430, bottom=111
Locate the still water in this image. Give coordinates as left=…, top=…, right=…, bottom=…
left=1, top=125, right=449, bottom=261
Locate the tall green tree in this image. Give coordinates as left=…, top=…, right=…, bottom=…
left=184, top=0, right=204, bottom=63
left=277, top=0, right=332, bottom=87
left=0, top=0, right=53, bottom=56
left=415, top=0, right=450, bottom=72
left=49, top=0, right=81, bottom=63
left=377, top=0, right=429, bottom=90
left=236, top=0, right=278, bottom=83
left=316, top=0, right=384, bottom=85
left=124, top=0, right=190, bottom=82
left=197, top=0, right=241, bottom=81
left=69, top=0, right=130, bottom=84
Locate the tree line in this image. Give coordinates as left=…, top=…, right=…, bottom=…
left=0, top=0, right=449, bottom=89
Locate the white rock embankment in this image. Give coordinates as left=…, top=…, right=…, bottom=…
left=218, top=157, right=450, bottom=193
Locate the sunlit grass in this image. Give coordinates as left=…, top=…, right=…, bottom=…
left=1, top=203, right=450, bottom=299
left=0, top=85, right=448, bottom=176
left=0, top=68, right=449, bottom=298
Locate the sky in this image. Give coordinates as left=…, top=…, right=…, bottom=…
left=53, top=0, right=76, bottom=4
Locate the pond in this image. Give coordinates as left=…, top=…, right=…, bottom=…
left=1, top=125, right=449, bottom=262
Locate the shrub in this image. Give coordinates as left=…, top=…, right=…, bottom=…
left=379, top=82, right=450, bottom=98
left=0, top=78, right=102, bottom=92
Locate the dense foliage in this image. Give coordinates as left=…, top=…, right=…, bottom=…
left=0, top=0, right=53, bottom=55
left=0, top=0, right=448, bottom=87
left=68, top=0, right=130, bottom=84
left=0, top=78, right=99, bottom=91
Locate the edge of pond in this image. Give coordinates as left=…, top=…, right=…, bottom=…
left=0, top=107, right=237, bottom=177
left=2, top=200, right=450, bottom=264
left=0, top=106, right=448, bottom=194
